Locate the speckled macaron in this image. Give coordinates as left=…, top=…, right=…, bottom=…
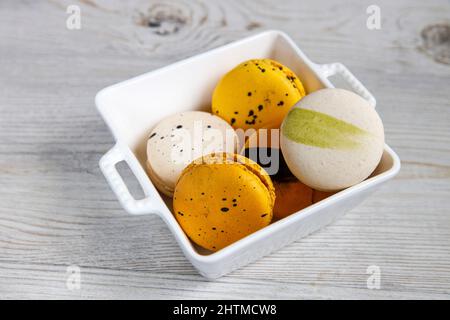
left=173, top=153, right=275, bottom=251
left=281, top=88, right=385, bottom=191
left=147, top=111, right=238, bottom=197
left=212, top=59, right=306, bottom=130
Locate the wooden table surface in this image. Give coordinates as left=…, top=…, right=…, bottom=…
left=1, top=0, right=449, bottom=299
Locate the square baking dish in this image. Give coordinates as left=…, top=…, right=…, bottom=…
left=96, top=30, right=401, bottom=279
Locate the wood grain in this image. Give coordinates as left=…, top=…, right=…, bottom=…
left=0, top=0, right=449, bottom=299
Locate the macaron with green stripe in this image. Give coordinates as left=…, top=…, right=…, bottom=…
left=280, top=88, right=384, bottom=191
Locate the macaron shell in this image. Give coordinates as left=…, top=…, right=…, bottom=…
left=273, top=180, right=313, bottom=220
left=146, top=160, right=174, bottom=197
left=147, top=111, right=237, bottom=196
left=281, top=88, right=385, bottom=191
left=189, top=152, right=276, bottom=205
left=242, top=128, right=280, bottom=151
left=292, top=88, right=384, bottom=135
left=312, top=189, right=336, bottom=203
left=212, top=59, right=306, bottom=130
left=173, top=153, right=274, bottom=251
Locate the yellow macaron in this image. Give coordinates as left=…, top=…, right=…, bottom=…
left=173, top=153, right=275, bottom=251
left=212, top=59, right=306, bottom=130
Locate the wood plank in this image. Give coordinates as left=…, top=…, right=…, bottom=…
left=0, top=0, right=449, bottom=299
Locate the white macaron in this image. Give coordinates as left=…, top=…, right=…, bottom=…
left=147, top=111, right=238, bottom=196
left=280, top=88, right=384, bottom=191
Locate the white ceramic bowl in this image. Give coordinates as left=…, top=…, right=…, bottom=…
left=96, top=30, right=401, bottom=279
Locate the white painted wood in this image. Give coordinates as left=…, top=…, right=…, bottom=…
left=0, top=0, right=449, bottom=299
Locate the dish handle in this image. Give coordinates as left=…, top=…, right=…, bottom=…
left=317, top=62, right=376, bottom=107
left=99, top=143, right=161, bottom=215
